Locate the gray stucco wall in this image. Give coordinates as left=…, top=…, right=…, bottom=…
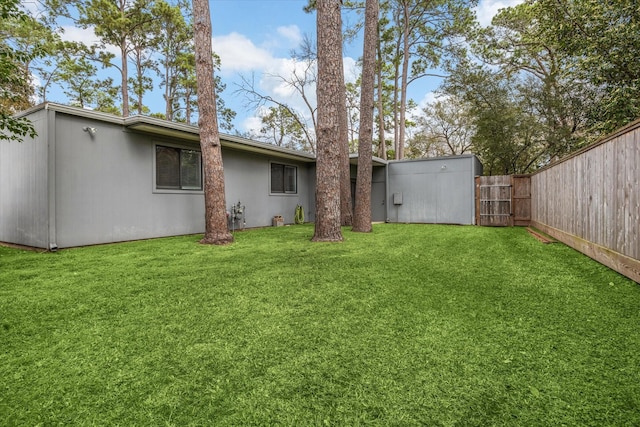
left=52, top=113, right=204, bottom=247
left=221, top=147, right=314, bottom=227
left=0, top=109, right=50, bottom=248
left=51, top=113, right=315, bottom=248
left=386, top=155, right=481, bottom=225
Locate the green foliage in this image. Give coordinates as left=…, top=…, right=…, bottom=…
left=408, top=95, right=474, bottom=158
left=0, top=0, right=43, bottom=142
left=439, top=0, right=640, bottom=171
left=374, top=0, right=478, bottom=158
left=540, top=0, right=640, bottom=133
left=1, top=225, right=639, bottom=424
left=433, top=0, right=640, bottom=172
left=258, top=105, right=309, bottom=151
left=153, top=0, right=193, bottom=121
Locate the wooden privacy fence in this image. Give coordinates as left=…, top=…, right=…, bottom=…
left=475, top=175, right=531, bottom=227
left=530, top=119, right=640, bottom=284
left=475, top=119, right=639, bottom=283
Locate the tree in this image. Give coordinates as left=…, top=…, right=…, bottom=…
left=313, top=0, right=344, bottom=242
left=46, top=0, right=157, bottom=116
left=192, top=0, right=233, bottom=245
left=298, top=3, right=352, bottom=226
left=56, top=55, right=120, bottom=110
left=537, top=0, right=640, bottom=133
left=256, top=105, right=308, bottom=151
left=128, top=14, right=156, bottom=115
left=409, top=95, right=474, bottom=157
left=335, top=6, right=353, bottom=227
left=442, top=61, right=553, bottom=174
left=236, top=42, right=318, bottom=153
left=152, top=0, right=191, bottom=120
left=352, top=0, right=378, bottom=233
left=0, top=0, right=42, bottom=142
left=479, top=2, right=588, bottom=157
left=377, top=0, right=476, bottom=159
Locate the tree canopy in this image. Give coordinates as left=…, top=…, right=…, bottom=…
left=0, top=0, right=43, bottom=142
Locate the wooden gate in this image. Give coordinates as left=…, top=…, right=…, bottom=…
left=475, top=175, right=531, bottom=226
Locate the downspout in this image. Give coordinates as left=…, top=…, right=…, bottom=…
left=45, top=104, right=58, bottom=251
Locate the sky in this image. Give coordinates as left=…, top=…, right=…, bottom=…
left=45, top=0, right=524, bottom=135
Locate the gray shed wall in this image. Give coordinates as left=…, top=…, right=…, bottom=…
left=386, top=155, right=481, bottom=225
left=371, top=166, right=386, bottom=222
left=0, top=109, right=50, bottom=248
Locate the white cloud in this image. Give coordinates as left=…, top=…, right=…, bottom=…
left=343, top=57, right=358, bottom=84
left=418, top=91, right=439, bottom=109
left=276, top=25, right=303, bottom=47
left=21, top=0, right=41, bottom=17
left=256, top=57, right=317, bottom=127
left=474, top=0, right=525, bottom=27
left=59, top=25, right=121, bottom=57
left=213, top=32, right=274, bottom=73
left=242, top=115, right=264, bottom=136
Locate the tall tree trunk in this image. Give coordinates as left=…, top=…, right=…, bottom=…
left=186, top=88, right=193, bottom=124
left=397, top=0, right=410, bottom=160
left=376, top=34, right=386, bottom=160
left=135, top=50, right=143, bottom=115
left=392, top=54, right=400, bottom=158
left=336, top=6, right=353, bottom=227
left=121, top=38, right=129, bottom=117
left=313, top=0, right=343, bottom=242
left=353, top=0, right=378, bottom=233
left=192, top=0, right=233, bottom=245
left=164, top=58, right=173, bottom=120
left=392, top=5, right=402, bottom=159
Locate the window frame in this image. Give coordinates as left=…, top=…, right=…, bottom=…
left=154, top=143, right=204, bottom=194
left=270, top=162, right=298, bottom=195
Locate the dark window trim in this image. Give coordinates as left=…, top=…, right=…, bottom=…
left=270, top=162, right=298, bottom=195
left=154, top=143, right=204, bottom=193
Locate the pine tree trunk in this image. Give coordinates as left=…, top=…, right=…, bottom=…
left=121, top=38, right=129, bottom=117
left=353, top=0, right=378, bottom=233
left=336, top=8, right=353, bottom=227
left=313, top=0, right=343, bottom=242
left=397, top=1, right=410, bottom=160
left=192, top=0, right=233, bottom=245
left=376, top=45, right=387, bottom=160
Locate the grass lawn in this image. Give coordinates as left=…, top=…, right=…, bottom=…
left=1, top=224, right=639, bottom=426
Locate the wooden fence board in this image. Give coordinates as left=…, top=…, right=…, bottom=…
left=512, top=175, right=531, bottom=226
left=625, top=131, right=639, bottom=260
left=603, top=140, right=616, bottom=251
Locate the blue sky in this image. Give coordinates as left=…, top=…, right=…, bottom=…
left=44, top=0, right=522, bottom=134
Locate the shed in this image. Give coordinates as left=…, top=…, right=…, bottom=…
left=386, top=155, right=483, bottom=225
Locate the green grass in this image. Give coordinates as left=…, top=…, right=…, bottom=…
left=1, top=224, right=639, bottom=426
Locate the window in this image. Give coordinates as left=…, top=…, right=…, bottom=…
left=271, top=163, right=297, bottom=194
left=156, top=145, right=202, bottom=190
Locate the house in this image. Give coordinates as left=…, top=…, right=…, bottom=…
left=0, top=103, right=481, bottom=249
